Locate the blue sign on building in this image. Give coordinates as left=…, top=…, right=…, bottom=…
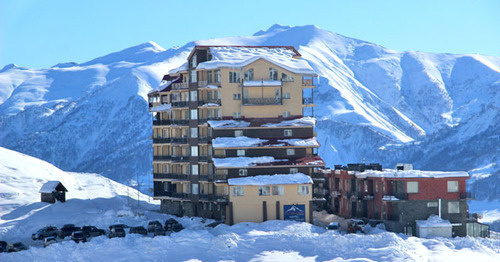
left=283, top=204, right=306, bottom=222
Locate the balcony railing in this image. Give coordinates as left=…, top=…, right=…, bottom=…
left=197, top=81, right=208, bottom=88
left=197, top=156, right=211, bottom=162
left=311, top=173, right=324, bottom=179
left=313, top=193, right=325, bottom=199
left=153, top=120, right=172, bottom=126
left=303, top=97, right=314, bottom=104
left=302, top=78, right=314, bottom=86
left=243, top=97, right=282, bottom=105
left=171, top=101, right=189, bottom=107
left=154, top=191, right=172, bottom=197
left=198, top=117, right=222, bottom=123
left=153, top=173, right=189, bottom=180
left=153, top=155, right=172, bottom=161
left=171, top=119, right=189, bottom=125
left=198, top=137, right=209, bottom=143
left=171, top=137, right=188, bottom=144
left=199, top=99, right=221, bottom=105
left=199, top=193, right=210, bottom=200
left=214, top=194, right=229, bottom=202
left=172, top=193, right=189, bottom=199
left=198, top=175, right=209, bottom=181
left=171, top=156, right=190, bottom=162
left=172, top=83, right=189, bottom=90
left=152, top=138, right=171, bottom=144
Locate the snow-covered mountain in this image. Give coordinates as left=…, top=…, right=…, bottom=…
left=0, top=24, right=498, bottom=200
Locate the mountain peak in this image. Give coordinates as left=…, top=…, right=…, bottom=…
left=0, top=63, right=19, bottom=73
left=253, top=24, right=292, bottom=36
left=81, top=41, right=166, bottom=66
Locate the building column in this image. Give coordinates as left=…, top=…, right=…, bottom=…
left=276, top=201, right=280, bottom=220
left=229, top=202, right=234, bottom=225
left=262, top=201, right=267, bottom=222
left=309, top=200, right=314, bottom=223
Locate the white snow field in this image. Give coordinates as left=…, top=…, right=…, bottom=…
left=1, top=147, right=500, bottom=261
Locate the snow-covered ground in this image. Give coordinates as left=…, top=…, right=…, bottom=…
left=1, top=147, right=499, bottom=261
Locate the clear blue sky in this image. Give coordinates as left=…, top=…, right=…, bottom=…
left=1, top=0, right=499, bottom=69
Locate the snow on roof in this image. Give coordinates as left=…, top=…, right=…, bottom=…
left=213, top=156, right=283, bottom=168
left=262, top=117, right=316, bottom=127
left=208, top=120, right=250, bottom=128
left=416, top=215, right=452, bottom=228
left=39, top=181, right=65, bottom=193
left=168, top=62, right=188, bottom=74
left=278, top=138, right=319, bottom=147
left=196, top=46, right=316, bottom=75
left=212, top=136, right=268, bottom=148
left=355, top=169, right=469, bottom=179
left=228, top=173, right=312, bottom=186
left=243, top=80, right=282, bottom=87
left=150, top=104, right=171, bottom=112
left=382, top=195, right=399, bottom=201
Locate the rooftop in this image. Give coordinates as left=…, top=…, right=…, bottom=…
left=208, top=117, right=316, bottom=129
left=212, top=136, right=319, bottom=148
left=213, top=155, right=325, bottom=168
left=354, top=169, right=469, bottom=179
left=228, top=173, right=313, bottom=186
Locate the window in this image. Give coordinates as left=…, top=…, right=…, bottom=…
left=217, top=205, right=221, bottom=211
left=283, top=92, right=291, bottom=99
left=427, top=202, right=438, bottom=208
left=258, top=186, right=271, bottom=196
left=407, top=181, right=419, bottom=193
left=298, top=185, right=310, bottom=195
left=214, top=70, right=221, bottom=83
left=207, top=70, right=213, bottom=83
left=190, top=70, right=197, bottom=83
left=190, top=128, right=198, bottom=138
left=190, top=54, right=197, bottom=68
left=239, top=169, right=247, bottom=176
left=290, top=168, right=298, bottom=174
left=229, top=71, right=240, bottom=83
left=191, top=183, right=199, bottom=194
left=272, top=186, right=284, bottom=195
left=214, top=149, right=225, bottom=157
left=364, top=182, right=368, bottom=192
left=191, top=165, right=198, bottom=175
left=234, top=130, right=243, bottom=137
left=237, top=149, right=245, bottom=156
left=283, top=111, right=291, bottom=118
left=284, top=129, right=292, bottom=137
left=281, top=73, right=294, bottom=82
left=232, top=186, right=244, bottom=196
left=286, top=148, right=295, bottom=156
left=269, top=68, right=278, bottom=80
left=448, top=201, right=460, bottom=213
left=164, top=182, right=169, bottom=191
left=216, top=169, right=228, bottom=175
left=190, top=91, right=197, bottom=101
left=233, top=112, right=241, bottom=119
left=190, top=109, right=198, bottom=120
left=244, top=69, right=254, bottom=81
left=233, top=93, right=241, bottom=100
left=191, top=146, right=198, bottom=157
left=382, top=182, right=386, bottom=193
left=447, top=181, right=459, bottom=193
left=375, top=182, right=378, bottom=192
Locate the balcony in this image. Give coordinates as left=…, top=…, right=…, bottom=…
left=243, top=97, right=282, bottom=105
left=303, top=97, right=314, bottom=105
left=313, top=193, right=325, bottom=199
left=302, top=78, right=314, bottom=86
left=171, top=119, right=189, bottom=125
left=153, top=155, right=172, bottom=161
left=198, top=175, right=209, bottom=181
left=197, top=156, right=211, bottom=162
left=154, top=191, right=172, bottom=197
left=198, top=137, right=210, bottom=143
left=172, top=193, right=189, bottom=199
left=171, top=101, right=189, bottom=108
left=199, top=193, right=210, bottom=200
left=152, top=138, right=171, bottom=144
left=199, top=99, right=221, bottom=106
left=171, top=156, right=190, bottom=162
left=153, top=173, right=189, bottom=180
left=214, top=194, right=229, bottom=202
left=153, top=120, right=172, bottom=126
left=198, top=117, right=222, bottom=124
left=171, top=137, right=188, bottom=144
left=172, top=83, right=189, bottom=90
left=197, top=80, right=208, bottom=88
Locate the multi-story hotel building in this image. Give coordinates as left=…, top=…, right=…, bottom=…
left=148, top=45, right=326, bottom=224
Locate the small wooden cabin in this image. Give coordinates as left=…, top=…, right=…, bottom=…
left=39, top=181, right=68, bottom=203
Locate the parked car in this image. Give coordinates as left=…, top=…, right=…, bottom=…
left=32, top=226, right=59, bottom=240
left=347, top=219, right=365, bottom=234
left=43, top=236, right=57, bottom=248
left=171, top=223, right=184, bottom=233
left=152, top=226, right=166, bottom=237
left=71, top=231, right=87, bottom=243
left=148, top=220, right=163, bottom=232
left=108, top=227, right=126, bottom=238
left=58, top=224, right=81, bottom=239
left=327, top=222, right=340, bottom=231
left=0, top=241, right=7, bottom=253
left=164, top=218, right=179, bottom=231
left=8, top=242, right=28, bottom=252
left=81, top=226, right=106, bottom=238
left=129, top=226, right=147, bottom=235
left=109, top=224, right=129, bottom=230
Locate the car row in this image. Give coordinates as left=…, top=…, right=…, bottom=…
left=0, top=241, right=29, bottom=253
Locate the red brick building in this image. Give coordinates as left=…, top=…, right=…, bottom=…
left=326, top=164, right=488, bottom=237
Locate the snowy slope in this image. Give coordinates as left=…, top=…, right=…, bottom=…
left=0, top=25, right=498, bottom=202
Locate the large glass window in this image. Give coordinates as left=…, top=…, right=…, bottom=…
left=232, top=186, right=244, bottom=196
left=407, top=181, right=419, bottom=193
left=447, top=181, right=459, bottom=193
left=214, top=70, right=221, bottom=83
left=190, top=70, right=197, bottom=83
left=191, top=183, right=199, bottom=195
left=207, top=70, right=213, bottom=83
left=190, top=127, right=198, bottom=138
left=229, top=71, right=240, bottom=83
left=272, top=186, right=284, bottom=195
left=239, top=169, right=247, bottom=176
left=281, top=73, right=294, bottom=82
left=269, top=67, right=278, bottom=80
left=258, top=186, right=271, bottom=196
left=190, top=109, right=198, bottom=120
left=191, top=164, right=198, bottom=175
left=190, top=91, right=197, bottom=101
left=448, top=201, right=460, bottom=213
left=244, top=69, right=254, bottom=81
left=191, top=146, right=198, bottom=157
left=298, top=185, right=310, bottom=195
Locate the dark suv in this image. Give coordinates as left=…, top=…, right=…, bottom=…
left=8, top=242, right=28, bottom=252
left=81, top=226, right=105, bottom=238
left=147, top=221, right=163, bottom=233
left=164, top=218, right=179, bottom=231
left=32, top=226, right=59, bottom=240
left=58, top=224, right=81, bottom=239
left=0, top=241, right=7, bottom=253
left=129, top=226, right=147, bottom=235
left=108, top=225, right=126, bottom=238
left=71, top=231, right=87, bottom=243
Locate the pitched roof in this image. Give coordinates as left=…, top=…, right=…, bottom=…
left=39, top=181, right=68, bottom=193
left=228, top=173, right=313, bottom=186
